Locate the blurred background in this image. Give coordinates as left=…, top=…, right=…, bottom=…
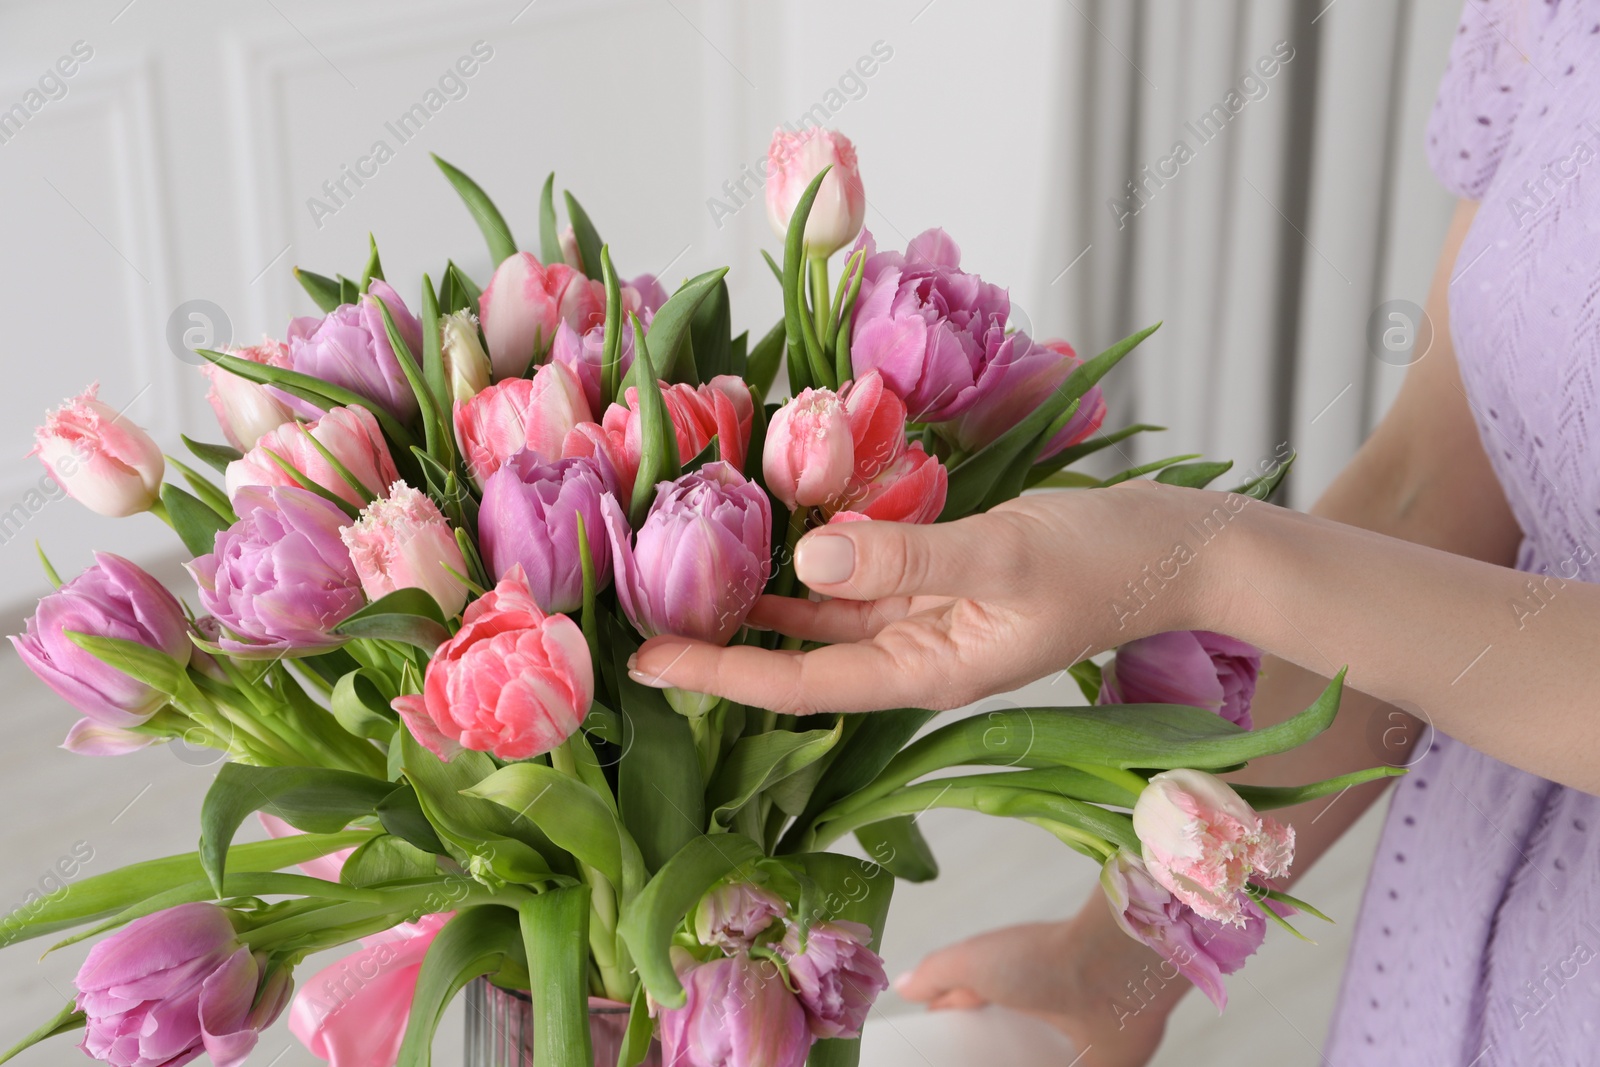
left=0, top=0, right=1462, bottom=1062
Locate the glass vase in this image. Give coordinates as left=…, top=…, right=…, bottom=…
left=463, top=977, right=662, bottom=1066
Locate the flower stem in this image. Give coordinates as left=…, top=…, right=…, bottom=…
left=809, top=257, right=831, bottom=355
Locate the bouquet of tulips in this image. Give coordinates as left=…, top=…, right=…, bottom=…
left=3, top=127, right=1395, bottom=1067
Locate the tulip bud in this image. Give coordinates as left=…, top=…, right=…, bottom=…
left=1132, top=769, right=1295, bottom=926
left=765, top=127, right=867, bottom=258
left=657, top=949, right=811, bottom=1067
left=76, top=903, right=290, bottom=1067
left=10, top=553, right=192, bottom=732
left=763, top=388, right=855, bottom=511
left=1101, top=630, right=1262, bottom=729
left=1099, top=850, right=1267, bottom=1011
left=341, top=481, right=470, bottom=617
left=478, top=252, right=605, bottom=380
left=479, top=453, right=614, bottom=614
left=454, top=363, right=593, bottom=488
left=391, top=566, right=592, bottom=762
left=439, top=309, right=492, bottom=403
left=225, top=404, right=398, bottom=508
left=201, top=339, right=296, bottom=450
left=31, top=384, right=164, bottom=518
left=693, top=883, right=787, bottom=953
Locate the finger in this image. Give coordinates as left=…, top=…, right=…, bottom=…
left=629, top=634, right=964, bottom=715
left=746, top=594, right=913, bottom=643
left=793, top=513, right=1023, bottom=602
left=927, top=989, right=988, bottom=1011
left=893, top=946, right=984, bottom=1005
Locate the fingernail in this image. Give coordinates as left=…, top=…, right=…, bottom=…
left=796, top=533, right=854, bottom=585
left=628, top=668, right=669, bottom=689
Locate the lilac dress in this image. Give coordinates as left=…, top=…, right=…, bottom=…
left=1325, top=1, right=1600, bottom=1062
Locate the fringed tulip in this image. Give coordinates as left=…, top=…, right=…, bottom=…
left=439, top=309, right=492, bottom=403
left=391, top=565, right=592, bottom=761
left=479, top=453, right=614, bottom=614
left=454, top=363, right=593, bottom=488
left=477, top=252, right=605, bottom=379
left=693, top=884, right=787, bottom=953
left=283, top=280, right=422, bottom=422
left=75, top=902, right=291, bottom=1067
left=657, top=949, right=810, bottom=1067
left=188, top=486, right=364, bottom=654
left=765, top=127, right=866, bottom=258
left=10, top=552, right=191, bottom=730
left=31, top=384, right=164, bottom=518
left=1132, top=769, right=1295, bottom=926
left=1100, top=630, right=1262, bottom=729
left=1100, top=850, right=1267, bottom=1012
left=779, top=920, right=888, bottom=1040
left=224, top=404, right=398, bottom=507
left=340, top=481, right=470, bottom=617
left=848, top=229, right=1011, bottom=421
left=200, top=339, right=295, bottom=450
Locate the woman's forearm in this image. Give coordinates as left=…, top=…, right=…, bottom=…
left=1189, top=493, right=1597, bottom=793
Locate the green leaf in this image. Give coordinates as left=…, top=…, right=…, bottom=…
left=779, top=710, right=937, bottom=853
left=165, top=456, right=236, bottom=523
left=600, top=246, right=624, bottom=408
left=610, top=620, right=703, bottom=871
left=708, top=721, right=843, bottom=827
left=160, top=483, right=229, bottom=555
left=259, top=446, right=362, bottom=518
left=341, top=834, right=440, bottom=888
left=575, top=513, right=601, bottom=672
left=797, top=854, right=895, bottom=1067
left=626, top=320, right=681, bottom=526
left=182, top=434, right=243, bottom=475
left=1025, top=423, right=1165, bottom=487
left=331, top=668, right=400, bottom=741
left=195, top=348, right=417, bottom=452
left=1232, top=451, right=1296, bottom=501
left=781, top=169, right=833, bottom=391
left=361, top=233, right=385, bottom=289
left=377, top=785, right=451, bottom=855
left=35, top=542, right=62, bottom=588
left=0, top=1000, right=83, bottom=1065
left=942, top=323, right=1160, bottom=519
left=1068, top=658, right=1103, bottom=703
left=562, top=190, right=604, bottom=281
left=439, top=261, right=483, bottom=316
left=517, top=888, right=593, bottom=1067
left=538, top=172, right=562, bottom=265
left=1153, top=460, right=1235, bottom=489
left=617, top=834, right=764, bottom=1007
left=338, top=274, right=360, bottom=305
left=200, top=764, right=396, bottom=893
left=420, top=274, right=450, bottom=436
left=831, top=248, right=867, bottom=386
left=0, top=831, right=372, bottom=948
left=374, top=294, right=448, bottom=465
left=1233, top=765, right=1406, bottom=810
left=464, top=764, right=631, bottom=891
left=628, top=268, right=730, bottom=389
left=617, top=985, right=654, bottom=1067
left=1100, top=453, right=1204, bottom=487
left=976, top=398, right=1080, bottom=510
left=295, top=267, right=344, bottom=312
left=853, top=817, right=937, bottom=882
left=333, top=588, right=451, bottom=650
left=64, top=633, right=188, bottom=696
left=432, top=154, right=517, bottom=266
left=689, top=276, right=733, bottom=381
left=397, top=906, right=526, bottom=1067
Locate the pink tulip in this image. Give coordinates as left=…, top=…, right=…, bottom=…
left=936, top=336, right=1107, bottom=460
left=779, top=920, right=887, bottom=1040
left=288, top=914, right=449, bottom=1067
left=200, top=339, right=296, bottom=450
left=840, top=370, right=908, bottom=486
left=836, top=442, right=946, bottom=524
left=762, top=388, right=855, bottom=510
left=340, top=481, right=470, bottom=617
left=477, top=252, right=606, bottom=379
left=657, top=949, right=811, bottom=1067
left=603, top=376, right=755, bottom=480
left=31, top=383, right=164, bottom=518
left=693, top=884, right=787, bottom=953
left=455, top=363, right=593, bottom=488
left=224, top=404, right=398, bottom=507
left=560, top=420, right=634, bottom=499
left=765, top=127, right=866, bottom=258
left=1132, top=769, right=1295, bottom=926
left=1100, top=630, right=1262, bottom=729
left=75, top=902, right=292, bottom=1067
left=391, top=565, right=592, bottom=762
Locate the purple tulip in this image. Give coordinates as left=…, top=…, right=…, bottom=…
left=694, top=883, right=787, bottom=953
left=657, top=949, right=811, bottom=1067
left=76, top=902, right=292, bottom=1067
left=282, top=280, right=422, bottom=423
left=779, top=920, right=887, bottom=1040
left=1100, top=630, right=1262, bottom=729
left=847, top=228, right=1011, bottom=422
left=549, top=274, right=665, bottom=414
left=479, top=453, right=614, bottom=614
left=1099, top=850, right=1267, bottom=1012
left=188, top=486, right=365, bottom=654
left=10, top=553, right=191, bottom=730
left=936, top=336, right=1108, bottom=460
left=602, top=462, right=772, bottom=647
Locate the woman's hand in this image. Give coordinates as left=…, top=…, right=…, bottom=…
left=628, top=483, right=1229, bottom=714
left=894, top=893, right=1182, bottom=1067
